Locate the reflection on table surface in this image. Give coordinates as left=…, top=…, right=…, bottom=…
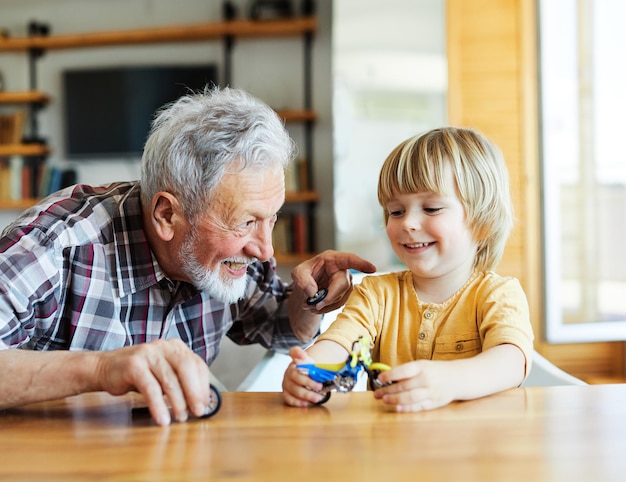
left=2, top=384, right=626, bottom=481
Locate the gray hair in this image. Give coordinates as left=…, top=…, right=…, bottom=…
left=140, top=86, right=297, bottom=221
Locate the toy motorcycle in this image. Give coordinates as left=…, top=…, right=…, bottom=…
left=296, top=336, right=391, bottom=404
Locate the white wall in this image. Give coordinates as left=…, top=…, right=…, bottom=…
left=0, top=0, right=334, bottom=256
left=332, top=0, right=447, bottom=271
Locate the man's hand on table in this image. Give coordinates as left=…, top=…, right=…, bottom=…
left=96, top=339, right=212, bottom=426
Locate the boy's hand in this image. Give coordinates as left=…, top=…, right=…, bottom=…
left=281, top=346, right=326, bottom=407
left=373, top=360, right=455, bottom=412
left=373, top=345, right=526, bottom=411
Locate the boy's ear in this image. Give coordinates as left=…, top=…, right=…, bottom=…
left=151, top=192, right=182, bottom=241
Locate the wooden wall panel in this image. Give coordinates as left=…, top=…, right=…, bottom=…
left=446, top=0, right=624, bottom=382
left=447, top=0, right=531, bottom=293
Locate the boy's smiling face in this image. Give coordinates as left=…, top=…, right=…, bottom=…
left=384, top=163, right=477, bottom=291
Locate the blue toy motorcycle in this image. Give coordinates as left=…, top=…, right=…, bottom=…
left=296, top=336, right=391, bottom=404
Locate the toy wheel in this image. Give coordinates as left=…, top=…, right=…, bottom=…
left=315, top=392, right=331, bottom=405
left=333, top=373, right=357, bottom=393
left=200, top=384, right=222, bottom=418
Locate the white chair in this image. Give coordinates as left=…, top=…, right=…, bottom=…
left=234, top=289, right=587, bottom=390
left=236, top=350, right=290, bottom=392
left=521, top=350, right=586, bottom=387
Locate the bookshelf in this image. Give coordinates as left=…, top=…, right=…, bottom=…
left=0, top=16, right=319, bottom=262
left=0, top=91, right=49, bottom=204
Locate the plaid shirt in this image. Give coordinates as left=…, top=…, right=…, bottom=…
left=0, top=182, right=301, bottom=365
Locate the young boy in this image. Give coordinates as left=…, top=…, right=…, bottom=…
left=282, top=127, right=534, bottom=412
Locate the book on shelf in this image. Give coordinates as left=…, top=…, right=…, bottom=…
left=272, top=216, right=292, bottom=255
left=271, top=211, right=309, bottom=256
left=0, top=156, right=39, bottom=201
left=0, top=110, right=26, bottom=145
left=284, top=161, right=299, bottom=192
left=9, top=156, right=23, bottom=200
left=0, top=158, right=10, bottom=200
left=0, top=156, right=25, bottom=201
left=291, top=213, right=307, bottom=254
left=0, top=110, right=28, bottom=201
left=38, top=165, right=78, bottom=198
left=297, top=158, right=309, bottom=191
left=0, top=160, right=77, bottom=201
left=284, top=158, right=309, bottom=193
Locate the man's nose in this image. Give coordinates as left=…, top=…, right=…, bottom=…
left=247, top=221, right=275, bottom=262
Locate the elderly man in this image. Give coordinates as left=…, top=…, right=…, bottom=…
left=0, top=87, right=375, bottom=425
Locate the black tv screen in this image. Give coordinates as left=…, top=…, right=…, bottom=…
left=63, top=64, right=218, bottom=158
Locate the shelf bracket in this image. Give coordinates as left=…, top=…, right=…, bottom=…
left=26, top=47, right=46, bottom=142
left=223, top=34, right=234, bottom=86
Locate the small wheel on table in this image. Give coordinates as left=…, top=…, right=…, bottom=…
left=199, top=384, right=222, bottom=418
left=315, top=391, right=331, bottom=405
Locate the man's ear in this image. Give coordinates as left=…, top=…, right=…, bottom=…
left=151, top=192, right=182, bottom=241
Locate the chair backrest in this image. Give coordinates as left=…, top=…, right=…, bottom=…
left=522, top=350, right=587, bottom=387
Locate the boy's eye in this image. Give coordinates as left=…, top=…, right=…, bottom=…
left=424, top=207, right=443, bottom=214
left=388, top=209, right=405, bottom=217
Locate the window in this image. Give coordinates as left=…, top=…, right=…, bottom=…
left=540, top=0, right=626, bottom=342
left=332, top=0, right=447, bottom=270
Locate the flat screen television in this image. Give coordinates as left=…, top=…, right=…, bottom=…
left=63, top=64, right=218, bottom=159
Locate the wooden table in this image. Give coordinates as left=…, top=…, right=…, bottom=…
left=2, top=384, right=626, bottom=481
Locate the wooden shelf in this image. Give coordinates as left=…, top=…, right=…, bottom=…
left=285, top=190, right=318, bottom=203
left=0, top=17, right=316, bottom=52
left=277, top=110, right=317, bottom=123
left=0, top=198, right=40, bottom=210
left=0, top=91, right=50, bottom=105
left=0, top=144, right=49, bottom=156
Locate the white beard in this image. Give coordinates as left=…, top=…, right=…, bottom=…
left=179, top=231, right=250, bottom=304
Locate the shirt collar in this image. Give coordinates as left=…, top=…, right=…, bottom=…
left=111, top=183, right=167, bottom=298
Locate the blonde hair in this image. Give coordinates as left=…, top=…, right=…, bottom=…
left=377, top=127, right=513, bottom=271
